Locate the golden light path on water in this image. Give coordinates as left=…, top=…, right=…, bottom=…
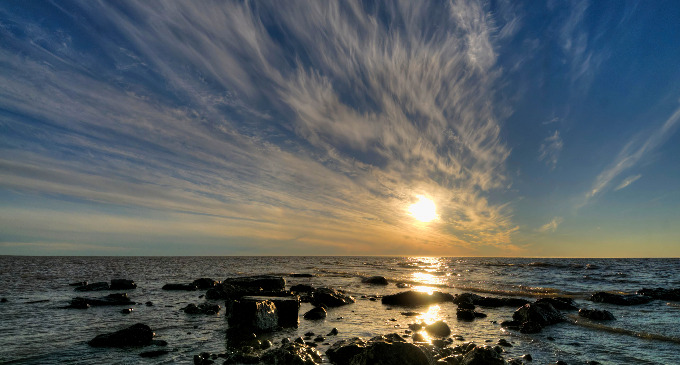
left=405, top=257, right=450, bottom=342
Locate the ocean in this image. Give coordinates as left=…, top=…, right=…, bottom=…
left=0, top=256, right=678, bottom=364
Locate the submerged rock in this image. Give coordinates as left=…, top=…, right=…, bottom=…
left=578, top=308, right=616, bottom=321
left=381, top=291, right=453, bottom=307
left=66, top=293, right=133, bottom=308
left=589, top=292, right=652, bottom=305
left=75, top=282, right=109, bottom=292
left=182, top=303, right=221, bottom=315
left=139, top=350, right=169, bottom=358
left=362, top=276, right=389, bottom=285
left=454, top=293, right=529, bottom=308
left=110, top=279, right=137, bottom=290
left=291, top=284, right=315, bottom=293
left=88, top=323, right=154, bottom=347
left=261, top=342, right=322, bottom=365
left=192, top=278, right=219, bottom=289
left=69, top=281, right=87, bottom=287
left=535, top=297, right=577, bottom=310
left=312, top=288, right=355, bottom=307
left=224, top=275, right=286, bottom=292
left=162, top=283, right=198, bottom=291
left=637, top=288, right=680, bottom=301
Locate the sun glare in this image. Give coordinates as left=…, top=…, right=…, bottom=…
left=408, top=195, right=438, bottom=222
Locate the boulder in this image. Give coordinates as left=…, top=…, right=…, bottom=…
left=110, top=279, right=137, bottom=290
left=242, top=295, right=300, bottom=328
left=425, top=321, right=451, bottom=337
left=381, top=291, right=453, bottom=307
left=75, top=282, right=109, bottom=292
left=459, top=345, right=504, bottom=365
left=192, top=278, right=219, bottom=289
left=228, top=297, right=279, bottom=333
left=303, top=306, right=327, bottom=320
left=637, top=288, right=680, bottom=301
left=88, top=323, right=154, bottom=347
left=348, top=341, right=430, bottom=365
left=578, top=308, right=616, bottom=321
left=224, top=275, right=286, bottom=292
left=589, top=292, right=652, bottom=305
left=261, top=342, right=322, bottom=365
left=183, top=303, right=221, bottom=315
left=312, top=288, right=355, bottom=307
left=162, top=283, right=198, bottom=291
left=454, top=293, right=529, bottom=308
left=513, top=302, right=565, bottom=327
left=362, top=276, right=389, bottom=285
left=327, top=337, right=368, bottom=364
left=535, top=297, right=577, bottom=310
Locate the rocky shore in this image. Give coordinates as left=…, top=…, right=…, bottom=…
left=67, top=274, right=679, bottom=364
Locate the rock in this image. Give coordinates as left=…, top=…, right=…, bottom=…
left=75, top=282, right=109, bottom=291
left=523, top=353, right=533, bottom=361
left=589, top=292, right=652, bottom=305
left=381, top=291, right=453, bottom=307
left=372, top=333, right=406, bottom=343
left=396, top=283, right=411, bottom=289
left=457, top=302, right=475, bottom=310
left=88, top=323, right=154, bottom=347
left=513, top=302, right=565, bottom=327
left=151, top=339, right=168, bottom=346
left=314, top=336, right=325, bottom=342
left=348, top=341, right=430, bottom=365
left=519, top=322, right=542, bottom=334
left=121, top=308, right=133, bottom=314
left=497, top=339, right=512, bottom=347
left=578, top=308, right=616, bottom=321
left=69, top=281, right=87, bottom=287
left=67, top=293, right=133, bottom=307
left=261, top=340, right=273, bottom=349
left=303, top=306, right=327, bottom=320
left=291, top=284, right=315, bottom=293
left=224, top=275, right=286, bottom=292
left=110, top=279, right=137, bottom=290
left=456, top=308, right=476, bottom=321
left=327, top=337, right=367, bottom=365
left=228, top=298, right=279, bottom=333
left=425, top=321, right=451, bottom=337
left=139, top=350, right=169, bottom=357
left=0, top=298, right=7, bottom=303
left=328, top=328, right=339, bottom=336
left=183, top=303, right=221, bottom=315
left=535, top=297, right=577, bottom=310
left=459, top=345, right=504, bottom=365
left=162, top=283, right=198, bottom=291
left=637, top=288, right=680, bottom=301
left=290, top=273, right=315, bottom=277
left=401, top=311, right=420, bottom=317
left=362, top=276, right=389, bottom=285
left=411, top=333, right=426, bottom=342
left=192, top=278, right=219, bottom=289
left=312, top=288, right=355, bottom=307
left=242, top=295, right=300, bottom=328
left=454, top=293, right=529, bottom=308
left=146, top=301, right=153, bottom=306
left=261, top=342, right=322, bottom=365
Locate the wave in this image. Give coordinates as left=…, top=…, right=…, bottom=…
left=569, top=314, right=680, bottom=344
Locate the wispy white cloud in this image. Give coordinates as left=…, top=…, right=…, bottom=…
left=614, top=174, right=642, bottom=191
left=539, top=130, right=563, bottom=170
left=0, top=0, right=521, bottom=253
left=585, top=106, right=680, bottom=203
left=537, top=217, right=563, bottom=233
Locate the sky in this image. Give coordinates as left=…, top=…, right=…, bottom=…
left=1, top=1, right=679, bottom=257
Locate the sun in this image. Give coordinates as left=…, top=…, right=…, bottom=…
left=408, top=195, right=438, bottom=222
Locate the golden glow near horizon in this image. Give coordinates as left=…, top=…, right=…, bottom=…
left=408, top=195, right=438, bottom=222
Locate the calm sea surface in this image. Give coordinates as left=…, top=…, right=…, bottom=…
left=0, top=256, right=679, bottom=364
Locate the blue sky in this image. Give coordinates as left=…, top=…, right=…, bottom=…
left=1, top=1, right=679, bottom=256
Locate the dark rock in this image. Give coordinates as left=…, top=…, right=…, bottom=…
left=457, top=302, right=475, bottom=310
left=75, top=282, right=109, bottom=292
left=425, top=321, right=451, bottom=337
left=327, top=337, right=367, bottom=365
left=401, top=311, right=420, bottom=317
left=371, top=333, right=406, bottom=343
left=314, top=336, right=325, bottom=342
left=290, top=273, right=315, bottom=277
left=578, top=308, right=616, bottom=321
left=474, top=312, right=487, bottom=318
left=121, top=308, right=133, bottom=314
left=497, top=339, right=512, bottom=347
left=242, top=295, right=300, bottom=328
left=513, top=302, right=565, bottom=327
left=192, top=278, right=219, bottom=289
left=589, top=292, right=652, bottom=305
left=500, top=320, right=520, bottom=329
left=261, top=340, right=273, bottom=349
left=162, top=283, right=197, bottom=291
left=454, top=292, right=529, bottom=308
left=291, top=284, right=315, bottom=293
left=456, top=308, right=476, bottom=321
left=26, top=299, right=49, bottom=304
left=261, top=341, right=322, bottom=364
left=305, top=332, right=315, bottom=336
left=110, top=279, right=137, bottom=290
left=411, top=333, right=426, bottom=342
left=328, top=328, right=339, bottom=336
left=146, top=301, right=153, bottom=306
left=69, top=281, right=87, bottom=287
left=304, top=306, right=327, bottom=320
left=459, top=345, right=504, bottom=365
left=224, top=275, right=286, bottom=292
left=362, top=276, right=389, bottom=285
left=312, top=287, right=355, bottom=307
left=140, top=350, right=169, bottom=358
left=68, top=293, right=133, bottom=307
left=381, top=290, right=453, bottom=307
left=637, top=288, right=680, bottom=301
left=519, top=322, right=543, bottom=334
left=348, top=341, right=430, bottom=365
left=396, top=283, right=411, bottom=288
left=183, top=303, right=221, bottom=315
left=151, top=339, right=168, bottom=346
left=535, top=297, right=577, bottom=310
left=523, top=353, right=533, bottom=361
left=228, top=298, right=279, bottom=332
left=88, top=323, right=154, bottom=347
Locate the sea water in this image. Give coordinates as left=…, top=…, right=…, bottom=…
left=0, top=256, right=678, bottom=364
